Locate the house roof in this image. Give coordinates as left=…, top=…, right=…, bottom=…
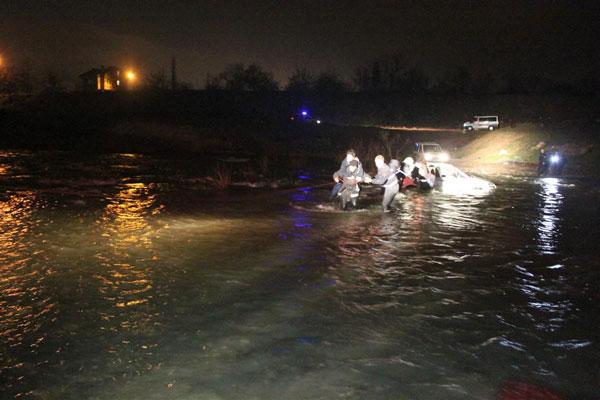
left=79, top=66, right=120, bottom=79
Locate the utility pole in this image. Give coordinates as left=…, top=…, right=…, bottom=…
left=171, top=58, right=177, bottom=91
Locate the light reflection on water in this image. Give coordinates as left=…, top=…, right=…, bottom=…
left=0, top=191, right=58, bottom=398
left=0, top=152, right=599, bottom=399
left=537, top=177, right=563, bottom=255
left=95, top=182, right=162, bottom=311
left=0, top=192, right=40, bottom=345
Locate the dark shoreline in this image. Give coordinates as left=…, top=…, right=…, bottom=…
left=1, top=91, right=599, bottom=179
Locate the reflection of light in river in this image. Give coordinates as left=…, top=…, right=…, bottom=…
left=0, top=192, right=55, bottom=349
left=506, top=179, right=570, bottom=337
left=95, top=183, right=163, bottom=318
left=537, top=178, right=563, bottom=255
left=434, top=197, right=485, bottom=231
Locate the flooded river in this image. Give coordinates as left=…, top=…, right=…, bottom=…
left=1, top=151, right=598, bottom=399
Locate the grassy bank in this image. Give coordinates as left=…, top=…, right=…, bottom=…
left=452, top=123, right=599, bottom=176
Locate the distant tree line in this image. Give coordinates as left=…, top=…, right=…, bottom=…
left=200, top=54, right=599, bottom=96
left=0, top=65, right=66, bottom=98
left=157, top=54, right=600, bottom=96
left=1, top=53, right=598, bottom=98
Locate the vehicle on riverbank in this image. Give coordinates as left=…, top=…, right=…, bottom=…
left=414, top=142, right=450, bottom=163
left=463, top=115, right=499, bottom=131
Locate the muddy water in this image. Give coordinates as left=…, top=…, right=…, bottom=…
left=1, top=151, right=598, bottom=399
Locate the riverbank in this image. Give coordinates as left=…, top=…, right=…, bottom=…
left=452, top=123, right=599, bottom=177
left=1, top=91, right=598, bottom=180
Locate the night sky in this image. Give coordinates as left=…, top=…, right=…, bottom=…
left=1, top=0, right=598, bottom=87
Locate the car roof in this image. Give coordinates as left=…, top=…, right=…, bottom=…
left=416, top=142, right=441, bottom=146
left=474, top=115, right=498, bottom=118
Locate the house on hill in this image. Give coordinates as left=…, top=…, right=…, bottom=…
left=79, top=66, right=122, bottom=91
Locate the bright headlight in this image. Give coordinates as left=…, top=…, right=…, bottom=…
left=550, top=154, right=560, bottom=163
left=440, top=152, right=449, bottom=162
left=424, top=153, right=433, bottom=161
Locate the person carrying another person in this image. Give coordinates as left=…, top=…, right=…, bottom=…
left=331, top=149, right=364, bottom=200
left=334, top=159, right=365, bottom=210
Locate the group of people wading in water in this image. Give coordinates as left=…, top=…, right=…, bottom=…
left=331, top=149, right=437, bottom=212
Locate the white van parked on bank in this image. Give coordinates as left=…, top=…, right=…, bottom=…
left=463, top=115, right=499, bottom=131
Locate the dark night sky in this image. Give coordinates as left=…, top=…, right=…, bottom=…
left=1, top=0, right=598, bottom=87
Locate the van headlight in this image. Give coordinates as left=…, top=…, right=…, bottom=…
left=440, top=152, right=449, bottom=162
left=424, top=153, right=433, bottom=161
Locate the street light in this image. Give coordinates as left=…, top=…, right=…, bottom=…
left=126, top=70, right=136, bottom=81
left=123, top=69, right=138, bottom=90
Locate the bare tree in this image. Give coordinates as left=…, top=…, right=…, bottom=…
left=13, top=68, right=35, bottom=95
left=146, top=70, right=169, bottom=90
left=41, top=72, right=65, bottom=94
left=314, top=71, right=348, bottom=94
left=211, top=64, right=279, bottom=91
left=285, top=68, right=315, bottom=92
left=353, top=54, right=420, bottom=92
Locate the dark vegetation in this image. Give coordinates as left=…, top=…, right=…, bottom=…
left=1, top=56, right=599, bottom=180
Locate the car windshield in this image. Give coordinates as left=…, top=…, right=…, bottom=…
left=422, top=144, right=442, bottom=153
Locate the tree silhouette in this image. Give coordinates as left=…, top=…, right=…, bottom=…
left=400, top=67, right=429, bottom=94
left=146, top=70, right=169, bottom=90
left=285, top=68, right=315, bottom=93
left=314, top=71, right=348, bottom=94
left=212, top=64, right=279, bottom=91
left=41, top=72, right=65, bottom=94
left=353, top=54, right=428, bottom=93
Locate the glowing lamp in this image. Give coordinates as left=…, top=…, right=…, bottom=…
left=550, top=154, right=560, bottom=163
left=126, top=70, right=137, bottom=81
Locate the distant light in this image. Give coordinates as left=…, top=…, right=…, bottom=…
left=301, top=110, right=308, bottom=117
left=316, top=119, right=321, bottom=124
left=126, top=70, right=137, bottom=81
left=550, top=154, right=560, bottom=163
left=499, top=149, right=508, bottom=156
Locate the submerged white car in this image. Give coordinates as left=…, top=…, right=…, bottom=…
left=433, top=163, right=495, bottom=194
